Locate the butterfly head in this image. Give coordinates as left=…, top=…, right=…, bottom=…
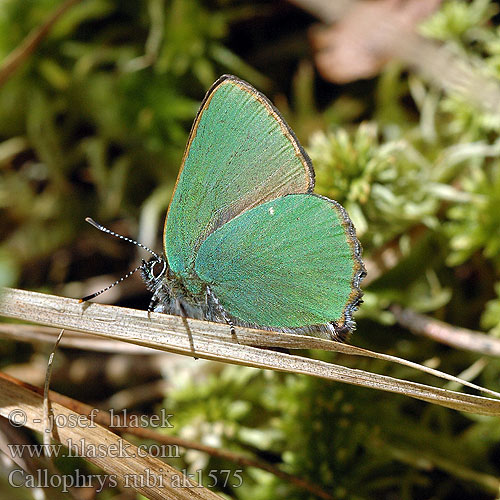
left=140, top=255, right=169, bottom=292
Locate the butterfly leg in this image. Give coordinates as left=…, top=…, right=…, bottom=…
left=206, top=286, right=236, bottom=337
left=147, top=290, right=160, bottom=315
left=175, top=300, right=199, bottom=360
left=147, top=287, right=170, bottom=316
left=147, top=284, right=173, bottom=315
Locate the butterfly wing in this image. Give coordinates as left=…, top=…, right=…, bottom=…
left=194, top=194, right=365, bottom=332
left=165, top=75, right=314, bottom=280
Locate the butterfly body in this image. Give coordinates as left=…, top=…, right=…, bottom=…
left=140, top=257, right=219, bottom=322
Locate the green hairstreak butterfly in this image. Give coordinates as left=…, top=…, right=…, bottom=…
left=83, top=75, right=366, bottom=341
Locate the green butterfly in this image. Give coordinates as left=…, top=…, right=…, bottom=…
left=86, top=75, right=365, bottom=341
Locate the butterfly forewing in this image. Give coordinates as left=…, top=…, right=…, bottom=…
left=164, top=75, right=314, bottom=279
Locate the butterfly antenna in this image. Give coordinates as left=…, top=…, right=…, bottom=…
left=79, top=263, right=143, bottom=302
left=85, top=217, right=160, bottom=259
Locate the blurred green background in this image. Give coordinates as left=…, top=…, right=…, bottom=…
left=1, top=0, right=500, bottom=499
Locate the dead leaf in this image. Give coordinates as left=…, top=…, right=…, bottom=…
left=309, top=0, right=442, bottom=83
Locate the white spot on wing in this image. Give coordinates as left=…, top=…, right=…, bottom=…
left=269, top=206, right=275, bottom=215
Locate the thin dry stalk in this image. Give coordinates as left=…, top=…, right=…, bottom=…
left=1, top=288, right=500, bottom=415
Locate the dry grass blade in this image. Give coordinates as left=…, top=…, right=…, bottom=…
left=392, top=305, right=500, bottom=357
left=0, top=373, right=222, bottom=500
left=0, top=416, right=69, bottom=500
left=0, top=323, right=160, bottom=353
left=1, top=288, right=500, bottom=415
left=5, top=376, right=335, bottom=500
left=2, top=314, right=498, bottom=399
left=43, top=329, right=65, bottom=448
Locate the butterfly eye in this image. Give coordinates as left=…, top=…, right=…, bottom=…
left=150, top=260, right=165, bottom=279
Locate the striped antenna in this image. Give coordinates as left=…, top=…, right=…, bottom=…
left=80, top=217, right=161, bottom=303
left=79, top=264, right=143, bottom=302
left=85, top=217, right=160, bottom=259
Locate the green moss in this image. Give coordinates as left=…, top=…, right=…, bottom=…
left=2, top=1, right=500, bottom=499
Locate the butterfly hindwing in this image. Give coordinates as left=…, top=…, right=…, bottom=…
left=164, top=75, right=314, bottom=280
left=194, top=194, right=365, bottom=331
